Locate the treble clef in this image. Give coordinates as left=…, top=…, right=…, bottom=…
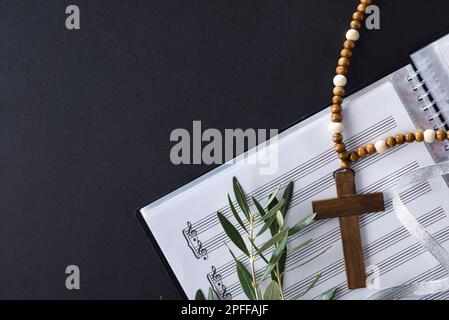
left=196, top=240, right=208, bottom=260
left=210, top=266, right=222, bottom=282
left=186, top=221, right=197, bottom=237
left=220, top=285, right=232, bottom=300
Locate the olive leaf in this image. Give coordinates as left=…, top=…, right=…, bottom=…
left=256, top=228, right=290, bottom=255
left=288, top=213, right=316, bottom=236
left=232, top=177, right=250, bottom=220
left=264, top=281, right=281, bottom=300
left=261, top=200, right=284, bottom=221
left=195, top=289, right=206, bottom=300
left=217, top=212, right=249, bottom=256
left=256, top=214, right=277, bottom=237
left=261, top=232, right=289, bottom=281
left=276, top=211, right=284, bottom=229
left=287, top=238, right=313, bottom=253
left=317, top=288, right=337, bottom=300
left=294, top=273, right=322, bottom=300
left=281, top=182, right=294, bottom=217
left=263, top=185, right=280, bottom=209
left=229, top=249, right=256, bottom=300
left=208, top=288, right=214, bottom=300
left=228, top=194, right=248, bottom=234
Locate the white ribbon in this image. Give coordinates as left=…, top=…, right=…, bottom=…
left=368, top=161, right=449, bottom=300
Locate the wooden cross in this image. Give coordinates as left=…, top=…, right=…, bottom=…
left=312, top=170, right=385, bottom=289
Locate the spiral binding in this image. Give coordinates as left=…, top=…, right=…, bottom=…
left=406, top=62, right=449, bottom=152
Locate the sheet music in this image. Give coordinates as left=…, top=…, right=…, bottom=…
left=140, top=69, right=449, bottom=300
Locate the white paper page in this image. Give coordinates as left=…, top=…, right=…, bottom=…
left=141, top=72, right=449, bottom=300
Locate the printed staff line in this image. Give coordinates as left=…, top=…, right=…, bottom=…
left=286, top=208, right=445, bottom=299
left=190, top=117, right=397, bottom=234
left=283, top=210, right=447, bottom=299
left=203, top=152, right=413, bottom=255
left=227, top=204, right=444, bottom=298
left=228, top=207, right=445, bottom=295
left=207, top=117, right=397, bottom=229
left=285, top=184, right=432, bottom=268
left=326, top=209, right=446, bottom=299
left=211, top=163, right=424, bottom=280
left=335, top=225, right=449, bottom=299
left=194, top=123, right=403, bottom=255
left=316, top=264, right=444, bottom=300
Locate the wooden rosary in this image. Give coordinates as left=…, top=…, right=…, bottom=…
left=329, top=0, right=446, bottom=170
left=310, top=0, right=437, bottom=290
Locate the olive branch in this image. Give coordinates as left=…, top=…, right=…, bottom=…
left=197, top=178, right=337, bottom=300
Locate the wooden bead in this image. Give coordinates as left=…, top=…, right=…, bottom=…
left=331, top=104, right=342, bottom=114
left=361, top=0, right=373, bottom=5
left=341, top=49, right=352, bottom=58
left=350, top=20, right=362, bottom=30
left=415, top=130, right=424, bottom=142
left=346, top=29, right=360, bottom=42
left=340, top=160, right=352, bottom=170
left=331, top=114, right=343, bottom=122
left=336, top=65, right=348, bottom=75
left=375, top=140, right=387, bottom=154
left=353, top=12, right=364, bottom=21
left=357, top=147, right=367, bottom=158
left=437, top=130, right=446, bottom=142
left=424, top=129, right=436, bottom=143
left=330, top=122, right=345, bottom=134
left=338, top=57, right=351, bottom=67
left=333, top=75, right=347, bottom=87
left=335, top=143, right=346, bottom=153
left=339, top=151, right=350, bottom=161
left=386, top=137, right=397, bottom=148
left=396, top=134, right=406, bottom=145
left=333, top=86, right=346, bottom=97
left=406, top=133, right=416, bottom=143
left=344, top=40, right=355, bottom=49
left=350, top=152, right=359, bottom=162
left=447, top=131, right=449, bottom=141
left=357, top=4, right=367, bottom=13
left=333, top=133, right=343, bottom=143
left=366, top=144, right=376, bottom=155
left=333, top=96, right=343, bottom=104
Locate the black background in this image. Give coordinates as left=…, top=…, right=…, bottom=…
left=1, top=0, right=449, bottom=299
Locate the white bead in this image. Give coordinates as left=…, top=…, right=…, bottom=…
left=346, top=29, right=360, bottom=41
left=375, top=140, right=387, bottom=154
left=330, top=122, right=344, bottom=134
left=333, top=75, right=347, bottom=87
left=424, top=129, right=436, bottom=143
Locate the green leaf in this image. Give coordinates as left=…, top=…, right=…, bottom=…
left=228, top=194, right=248, bottom=234
left=261, top=200, right=285, bottom=221
left=256, top=214, right=277, bottom=237
left=233, top=177, right=250, bottom=220
left=285, top=247, right=332, bottom=273
left=318, top=288, right=337, bottom=300
left=263, top=281, right=281, bottom=300
left=253, top=197, right=267, bottom=218
left=281, top=182, right=294, bottom=217
left=288, top=214, right=316, bottom=236
left=248, top=238, right=269, bottom=264
left=236, top=261, right=256, bottom=300
left=263, top=185, right=280, bottom=209
left=195, top=289, right=206, bottom=300
left=217, top=212, right=249, bottom=256
left=227, top=248, right=256, bottom=300
left=208, top=287, right=214, bottom=300
left=294, top=274, right=321, bottom=300
left=276, top=211, right=284, bottom=229
left=261, top=232, right=289, bottom=281
left=256, top=228, right=289, bottom=255
left=287, top=238, right=313, bottom=253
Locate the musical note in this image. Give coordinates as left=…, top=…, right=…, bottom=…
left=182, top=221, right=208, bottom=260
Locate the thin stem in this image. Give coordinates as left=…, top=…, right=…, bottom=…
left=249, top=214, right=260, bottom=300
left=276, top=266, right=285, bottom=300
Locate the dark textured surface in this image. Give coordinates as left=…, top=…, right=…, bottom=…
left=0, top=0, right=448, bottom=299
